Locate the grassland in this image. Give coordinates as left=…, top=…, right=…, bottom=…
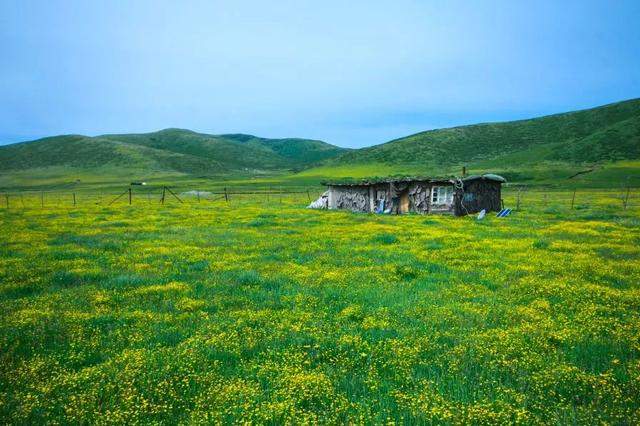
left=0, top=129, right=348, bottom=189
left=2, top=98, right=639, bottom=192
left=0, top=98, right=638, bottom=423
left=330, top=98, right=640, bottom=169
left=1, top=189, right=639, bottom=423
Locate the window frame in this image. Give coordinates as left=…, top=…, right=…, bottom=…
left=431, top=185, right=454, bottom=205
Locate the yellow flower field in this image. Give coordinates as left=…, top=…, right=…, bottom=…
left=0, top=190, right=639, bottom=423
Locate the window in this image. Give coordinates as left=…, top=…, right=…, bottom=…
left=431, top=186, right=454, bottom=204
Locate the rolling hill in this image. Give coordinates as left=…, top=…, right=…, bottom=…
left=1, top=98, right=639, bottom=189
left=330, top=98, right=640, bottom=168
left=0, top=129, right=348, bottom=187
left=295, top=98, right=640, bottom=186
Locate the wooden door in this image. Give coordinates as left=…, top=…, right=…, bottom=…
left=399, top=191, right=409, bottom=213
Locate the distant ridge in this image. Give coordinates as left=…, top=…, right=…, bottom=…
left=1, top=98, right=639, bottom=187
left=329, top=98, right=640, bottom=168
left=0, top=129, right=349, bottom=179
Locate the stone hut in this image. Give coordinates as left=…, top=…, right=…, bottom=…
left=309, top=174, right=506, bottom=216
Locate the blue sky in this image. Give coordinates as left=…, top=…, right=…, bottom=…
left=1, top=0, right=639, bottom=148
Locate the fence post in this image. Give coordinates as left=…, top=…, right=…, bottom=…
left=161, top=187, right=166, bottom=204
left=224, top=187, right=228, bottom=202
left=164, top=186, right=183, bottom=203
left=623, top=186, right=631, bottom=210
left=516, top=189, right=521, bottom=211
left=41, top=191, right=44, bottom=208
left=571, top=189, right=576, bottom=209
left=73, top=192, right=76, bottom=206
left=128, top=188, right=132, bottom=205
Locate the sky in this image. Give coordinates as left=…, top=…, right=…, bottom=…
left=1, top=0, right=639, bottom=148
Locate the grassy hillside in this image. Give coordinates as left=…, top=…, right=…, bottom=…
left=0, top=129, right=348, bottom=188
left=220, top=133, right=348, bottom=168
left=313, top=98, right=640, bottom=185
left=332, top=98, right=640, bottom=167
left=99, top=129, right=347, bottom=171
left=1, top=99, right=639, bottom=190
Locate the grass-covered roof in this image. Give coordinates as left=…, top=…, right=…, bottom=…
left=322, top=174, right=506, bottom=186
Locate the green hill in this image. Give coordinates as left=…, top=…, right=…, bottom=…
left=300, top=98, right=640, bottom=186
left=99, top=129, right=347, bottom=171
left=331, top=98, right=640, bottom=167
left=1, top=99, right=639, bottom=189
left=0, top=129, right=348, bottom=188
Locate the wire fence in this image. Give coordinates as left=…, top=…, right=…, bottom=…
left=0, top=185, right=320, bottom=210
left=0, top=184, right=638, bottom=215
left=500, top=186, right=638, bottom=214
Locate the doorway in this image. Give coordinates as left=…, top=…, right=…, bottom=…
left=399, top=191, right=410, bottom=213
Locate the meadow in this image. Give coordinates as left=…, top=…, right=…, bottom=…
left=0, top=188, right=639, bottom=424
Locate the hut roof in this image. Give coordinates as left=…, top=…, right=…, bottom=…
left=322, top=174, right=506, bottom=187
left=462, top=173, right=507, bottom=183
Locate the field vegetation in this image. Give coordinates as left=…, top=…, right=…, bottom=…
left=330, top=98, right=640, bottom=170
left=1, top=97, right=639, bottom=423
left=1, top=189, right=639, bottom=423
left=1, top=98, right=638, bottom=191
left=0, top=129, right=347, bottom=189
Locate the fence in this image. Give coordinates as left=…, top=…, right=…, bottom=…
left=0, top=184, right=320, bottom=209
left=499, top=186, right=638, bottom=214
left=0, top=184, right=638, bottom=214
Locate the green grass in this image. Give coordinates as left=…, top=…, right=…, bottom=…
left=302, top=98, right=640, bottom=186
left=0, top=129, right=348, bottom=189
left=0, top=189, right=639, bottom=423
left=329, top=98, right=640, bottom=167
left=2, top=98, right=639, bottom=191
left=1, top=98, right=639, bottom=422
